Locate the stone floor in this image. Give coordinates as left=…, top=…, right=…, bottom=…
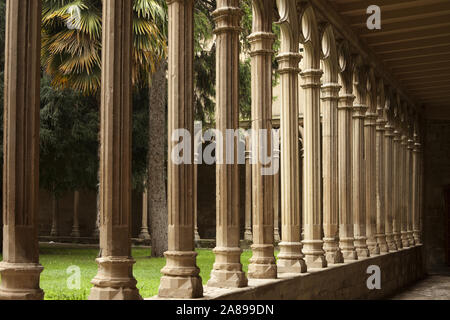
left=390, top=268, right=450, bottom=300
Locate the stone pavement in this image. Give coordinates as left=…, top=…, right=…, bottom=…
left=390, top=268, right=450, bottom=300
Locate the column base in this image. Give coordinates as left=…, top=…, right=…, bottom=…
left=303, top=240, right=327, bottom=268
left=248, top=244, right=277, bottom=279
left=0, top=262, right=44, bottom=300
left=401, top=232, right=410, bottom=248
left=355, top=237, right=370, bottom=258
left=367, top=238, right=380, bottom=255
left=139, top=228, right=151, bottom=240
left=89, top=257, right=142, bottom=300
left=376, top=234, right=389, bottom=253
left=274, top=229, right=281, bottom=243
left=304, top=254, right=327, bottom=269
left=393, top=232, right=403, bottom=249
left=194, top=230, right=201, bottom=242
left=207, top=247, right=248, bottom=288
left=407, top=232, right=415, bottom=247
left=323, top=238, right=344, bottom=264
left=70, top=226, right=81, bottom=238
left=413, top=231, right=422, bottom=245
left=387, top=241, right=398, bottom=251
left=277, top=242, right=307, bottom=273
left=339, top=237, right=358, bottom=261
left=244, top=230, right=253, bottom=242
left=386, top=233, right=397, bottom=251
left=50, top=229, right=58, bottom=237
left=342, top=249, right=358, bottom=261
left=159, top=275, right=204, bottom=299
left=158, top=251, right=203, bottom=299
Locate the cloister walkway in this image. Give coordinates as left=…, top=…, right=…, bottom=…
left=390, top=268, right=450, bottom=300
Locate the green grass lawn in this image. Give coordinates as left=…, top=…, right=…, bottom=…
left=0, top=245, right=259, bottom=300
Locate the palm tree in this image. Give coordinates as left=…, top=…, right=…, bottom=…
left=41, top=0, right=168, bottom=248
left=41, top=0, right=167, bottom=94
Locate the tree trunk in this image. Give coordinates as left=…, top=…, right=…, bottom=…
left=148, top=60, right=168, bottom=257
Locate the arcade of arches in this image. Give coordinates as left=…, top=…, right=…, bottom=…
left=1, top=0, right=449, bottom=300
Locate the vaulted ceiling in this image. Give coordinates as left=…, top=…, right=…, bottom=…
left=328, top=0, right=450, bottom=114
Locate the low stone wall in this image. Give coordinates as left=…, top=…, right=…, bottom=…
left=203, top=246, right=425, bottom=300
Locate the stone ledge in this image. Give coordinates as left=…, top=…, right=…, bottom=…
left=149, top=245, right=425, bottom=300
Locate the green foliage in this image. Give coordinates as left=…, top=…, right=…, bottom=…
left=40, top=76, right=99, bottom=197
left=193, top=1, right=215, bottom=126
left=193, top=0, right=280, bottom=123
left=132, top=84, right=150, bottom=191
left=41, top=0, right=167, bottom=94
left=239, top=58, right=252, bottom=120
left=40, top=0, right=168, bottom=193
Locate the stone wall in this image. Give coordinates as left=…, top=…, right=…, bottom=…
left=197, top=163, right=246, bottom=240
left=203, top=246, right=425, bottom=300
left=423, top=119, right=450, bottom=269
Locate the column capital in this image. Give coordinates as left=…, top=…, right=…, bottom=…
left=413, top=142, right=422, bottom=153
left=248, top=32, right=275, bottom=56
left=376, top=117, right=387, bottom=131
left=321, top=82, right=341, bottom=101
left=212, top=5, right=242, bottom=35
left=393, top=129, right=402, bottom=142
left=352, top=104, right=368, bottom=118
left=300, top=69, right=323, bottom=89
left=401, top=134, right=408, bottom=146
left=407, top=138, right=415, bottom=150
left=364, top=112, right=378, bottom=127
left=385, top=123, right=395, bottom=137
left=338, top=93, right=355, bottom=109
left=276, top=52, right=302, bottom=74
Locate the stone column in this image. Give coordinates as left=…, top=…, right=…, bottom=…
left=352, top=76, right=370, bottom=258
left=89, top=0, right=141, bottom=300
left=412, top=135, right=422, bottom=245
left=139, top=189, right=151, bottom=240
left=392, top=127, right=403, bottom=249
left=0, top=0, right=44, bottom=300
left=208, top=0, right=247, bottom=289
left=384, top=120, right=397, bottom=251
left=375, top=100, right=388, bottom=253
left=273, top=144, right=281, bottom=243
left=301, top=67, right=326, bottom=268
left=50, top=195, right=59, bottom=237
left=338, top=93, right=358, bottom=261
left=276, top=3, right=307, bottom=272
left=92, top=191, right=100, bottom=238
left=244, top=134, right=253, bottom=241
left=248, top=0, right=277, bottom=279
left=194, top=159, right=200, bottom=242
left=418, top=142, right=424, bottom=244
left=400, top=132, right=410, bottom=248
left=194, top=121, right=202, bottom=242
left=159, top=0, right=203, bottom=299
left=407, top=137, right=415, bottom=246
left=71, top=191, right=81, bottom=238
left=365, top=105, right=379, bottom=255
left=322, top=82, right=344, bottom=264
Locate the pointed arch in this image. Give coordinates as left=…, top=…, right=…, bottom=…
left=337, top=40, right=353, bottom=95
left=321, top=24, right=339, bottom=85
left=299, top=5, right=321, bottom=70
